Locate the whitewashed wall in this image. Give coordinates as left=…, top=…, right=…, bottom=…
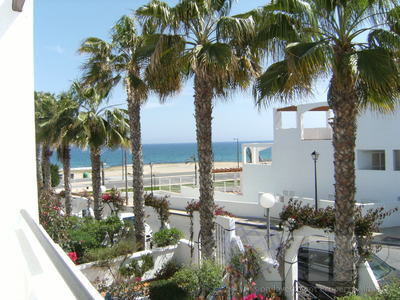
left=240, top=102, right=400, bottom=227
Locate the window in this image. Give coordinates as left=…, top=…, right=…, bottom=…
left=358, top=150, right=385, bottom=170
left=394, top=150, right=400, bottom=171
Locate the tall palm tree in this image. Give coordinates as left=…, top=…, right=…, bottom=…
left=48, top=92, right=80, bottom=215
left=136, top=0, right=260, bottom=259
left=72, top=82, right=130, bottom=220
left=35, top=92, right=58, bottom=194
left=78, top=15, right=181, bottom=249
left=252, top=0, right=400, bottom=294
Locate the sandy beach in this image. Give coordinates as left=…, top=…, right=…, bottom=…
left=71, top=161, right=242, bottom=179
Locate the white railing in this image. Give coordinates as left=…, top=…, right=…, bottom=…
left=19, top=209, right=102, bottom=299
left=144, top=172, right=241, bottom=193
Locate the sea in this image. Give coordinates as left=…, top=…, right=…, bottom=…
left=51, top=141, right=272, bottom=169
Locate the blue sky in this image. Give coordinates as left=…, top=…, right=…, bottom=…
left=34, top=0, right=329, bottom=144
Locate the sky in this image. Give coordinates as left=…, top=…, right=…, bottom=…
left=34, top=0, right=329, bottom=144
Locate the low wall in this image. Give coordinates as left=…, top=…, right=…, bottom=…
left=78, top=244, right=178, bottom=285
left=159, top=188, right=379, bottom=222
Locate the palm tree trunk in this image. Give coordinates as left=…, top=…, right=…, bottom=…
left=62, top=144, right=72, bottom=216
left=42, top=143, right=53, bottom=192
left=36, top=142, right=43, bottom=194
left=330, top=46, right=358, bottom=296
left=194, top=73, right=215, bottom=260
left=127, top=83, right=145, bottom=250
left=90, top=145, right=103, bottom=220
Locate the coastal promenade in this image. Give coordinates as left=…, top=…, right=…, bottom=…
left=64, top=161, right=241, bottom=191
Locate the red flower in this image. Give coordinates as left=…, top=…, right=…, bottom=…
left=102, top=194, right=111, bottom=201
left=134, top=277, right=141, bottom=282
left=68, top=251, right=78, bottom=263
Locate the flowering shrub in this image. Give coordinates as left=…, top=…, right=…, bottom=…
left=101, top=188, right=124, bottom=215
left=39, top=191, right=72, bottom=249
left=185, top=200, right=234, bottom=217
left=280, top=199, right=398, bottom=258
left=144, top=193, right=170, bottom=228
left=67, top=251, right=78, bottom=263
left=226, top=246, right=262, bottom=299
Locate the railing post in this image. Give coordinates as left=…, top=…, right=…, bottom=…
left=169, top=178, right=171, bottom=192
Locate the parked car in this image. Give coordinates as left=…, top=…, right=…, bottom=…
left=298, top=241, right=400, bottom=298
left=119, top=212, right=153, bottom=243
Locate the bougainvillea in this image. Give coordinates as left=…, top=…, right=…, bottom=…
left=102, top=188, right=124, bottom=215
left=144, top=193, right=170, bottom=228
left=39, top=190, right=72, bottom=249
left=280, top=199, right=398, bottom=258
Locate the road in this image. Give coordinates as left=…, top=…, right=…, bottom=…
left=141, top=207, right=400, bottom=271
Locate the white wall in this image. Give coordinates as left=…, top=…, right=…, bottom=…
left=241, top=102, right=400, bottom=227
left=1, top=1, right=37, bottom=298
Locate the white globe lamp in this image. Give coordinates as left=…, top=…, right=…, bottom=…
left=100, top=185, right=107, bottom=194
left=259, top=192, right=276, bottom=208
left=258, top=193, right=276, bottom=249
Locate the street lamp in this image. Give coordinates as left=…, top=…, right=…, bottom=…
left=124, top=150, right=128, bottom=205
left=150, top=162, right=153, bottom=194
left=234, top=138, right=240, bottom=168
left=101, top=161, right=105, bottom=186
left=259, top=192, right=276, bottom=249
left=311, top=150, right=320, bottom=211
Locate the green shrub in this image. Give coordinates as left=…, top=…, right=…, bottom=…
left=68, top=216, right=129, bottom=262
left=197, top=260, right=224, bottom=297
left=171, top=267, right=200, bottom=297
left=337, top=281, right=400, bottom=300
left=154, top=260, right=182, bottom=280
left=171, top=261, right=223, bottom=298
left=153, top=228, right=183, bottom=247
left=149, top=280, right=188, bottom=300
left=119, top=254, right=154, bottom=278
left=84, top=240, right=135, bottom=263
left=379, top=280, right=400, bottom=299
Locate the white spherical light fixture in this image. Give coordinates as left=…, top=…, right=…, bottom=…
left=100, top=185, right=107, bottom=194
left=259, top=192, right=276, bottom=208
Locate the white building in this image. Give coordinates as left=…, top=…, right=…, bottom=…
left=241, top=102, right=400, bottom=227
left=1, top=1, right=102, bottom=298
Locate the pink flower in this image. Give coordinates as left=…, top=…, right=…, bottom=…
left=257, top=294, right=264, bottom=300
left=134, top=277, right=141, bottom=282
left=251, top=281, right=257, bottom=286
left=67, top=251, right=78, bottom=263
left=244, top=294, right=257, bottom=300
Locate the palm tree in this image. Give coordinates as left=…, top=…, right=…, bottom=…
left=78, top=15, right=181, bottom=249
left=51, top=92, right=80, bottom=215
left=136, top=0, right=260, bottom=259
left=72, top=82, right=130, bottom=220
left=35, top=92, right=58, bottom=194
left=252, top=0, right=400, bottom=294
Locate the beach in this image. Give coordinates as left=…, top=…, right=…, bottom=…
left=71, top=161, right=242, bottom=179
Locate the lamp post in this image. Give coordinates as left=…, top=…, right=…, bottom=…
left=150, top=162, right=153, bottom=194
left=311, top=150, right=320, bottom=211
left=101, top=161, right=105, bottom=186
left=124, top=150, right=128, bottom=205
left=259, top=193, right=276, bottom=249
left=234, top=138, right=240, bottom=168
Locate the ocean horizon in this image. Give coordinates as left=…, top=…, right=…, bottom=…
left=51, top=141, right=272, bottom=168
